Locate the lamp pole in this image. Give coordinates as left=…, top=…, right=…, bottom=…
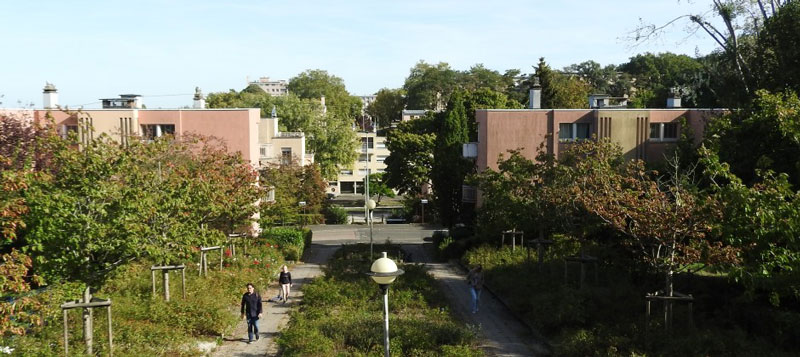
left=420, top=199, right=428, bottom=225
left=367, top=199, right=376, bottom=260
left=368, top=252, right=404, bottom=357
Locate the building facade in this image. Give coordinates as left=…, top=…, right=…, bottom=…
left=472, top=108, right=721, bottom=173
left=248, top=77, right=288, bottom=96
left=327, top=131, right=390, bottom=195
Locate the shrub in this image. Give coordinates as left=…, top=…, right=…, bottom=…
left=323, top=205, right=348, bottom=224
left=262, top=227, right=308, bottom=261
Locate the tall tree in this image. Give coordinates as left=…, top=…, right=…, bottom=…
left=288, top=69, right=362, bottom=120
left=535, top=58, right=590, bottom=108
left=403, top=61, right=459, bottom=110
left=431, top=91, right=472, bottom=226
left=384, top=115, right=436, bottom=195
left=366, top=88, right=406, bottom=129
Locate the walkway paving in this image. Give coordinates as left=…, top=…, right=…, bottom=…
left=210, top=244, right=337, bottom=357
left=210, top=225, right=548, bottom=356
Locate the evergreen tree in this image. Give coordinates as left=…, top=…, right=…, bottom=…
left=431, top=91, right=471, bottom=227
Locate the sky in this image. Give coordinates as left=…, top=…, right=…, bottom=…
left=0, top=0, right=720, bottom=109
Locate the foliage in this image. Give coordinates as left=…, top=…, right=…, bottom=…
left=368, top=173, right=395, bottom=203
left=260, top=163, right=326, bottom=228
left=384, top=115, right=436, bottom=195
left=618, top=52, right=705, bottom=107
left=366, top=88, right=405, bottom=129
left=535, top=57, right=590, bottom=108
left=403, top=61, right=460, bottom=111
left=0, top=250, right=43, bottom=337
left=3, top=241, right=285, bottom=355
left=287, top=69, right=362, bottom=121
left=322, top=204, right=348, bottom=225
left=706, top=89, right=800, bottom=187
left=431, top=91, right=472, bottom=227
left=277, top=243, right=481, bottom=356
left=701, top=146, right=800, bottom=299
left=261, top=227, right=310, bottom=261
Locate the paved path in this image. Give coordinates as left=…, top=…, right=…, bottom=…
left=211, top=224, right=547, bottom=356
left=211, top=244, right=337, bottom=357
left=403, top=245, right=548, bottom=356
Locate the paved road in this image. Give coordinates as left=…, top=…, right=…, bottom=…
left=211, top=224, right=546, bottom=356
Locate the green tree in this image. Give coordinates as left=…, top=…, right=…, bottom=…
left=288, top=69, right=362, bottom=120
left=535, top=58, right=590, bottom=108
left=368, top=173, right=395, bottom=203
left=384, top=115, right=436, bottom=195
left=260, top=163, right=326, bottom=227
left=618, top=52, right=705, bottom=107
left=403, top=61, right=459, bottom=110
left=366, top=88, right=405, bottom=128
left=431, top=91, right=472, bottom=226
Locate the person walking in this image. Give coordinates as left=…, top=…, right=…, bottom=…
left=279, top=265, right=293, bottom=303
left=240, top=283, right=262, bottom=343
left=467, top=265, right=484, bottom=314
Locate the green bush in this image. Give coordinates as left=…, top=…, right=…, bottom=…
left=262, top=227, right=310, bottom=261
left=277, top=243, right=481, bottom=356
left=323, top=204, right=348, bottom=224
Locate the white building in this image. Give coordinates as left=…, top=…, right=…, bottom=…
left=249, top=77, right=288, bottom=96
left=328, top=131, right=390, bottom=195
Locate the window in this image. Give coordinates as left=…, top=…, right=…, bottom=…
left=341, top=182, right=355, bottom=194
left=359, top=154, right=370, bottom=162
left=377, top=155, right=388, bottom=163
left=281, top=147, right=292, bottom=165
left=462, top=185, right=477, bottom=203
left=340, top=169, right=353, bottom=175
left=559, top=123, right=591, bottom=141
left=140, top=124, right=175, bottom=140
left=649, top=123, right=679, bottom=141
left=361, top=137, right=374, bottom=150
left=376, top=141, right=386, bottom=149
left=61, top=124, right=78, bottom=139
left=259, top=146, right=267, bottom=158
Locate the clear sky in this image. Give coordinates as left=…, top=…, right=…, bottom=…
left=0, top=0, right=719, bottom=109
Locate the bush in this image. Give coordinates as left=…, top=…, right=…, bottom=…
left=277, top=243, right=482, bottom=356
left=323, top=205, right=348, bottom=225
left=262, top=227, right=309, bottom=261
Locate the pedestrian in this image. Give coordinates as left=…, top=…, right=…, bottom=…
left=467, top=265, right=484, bottom=314
left=279, top=265, right=293, bottom=303
left=240, top=283, right=262, bottom=343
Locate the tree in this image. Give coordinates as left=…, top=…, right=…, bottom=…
left=260, top=163, right=326, bottom=227
left=701, top=146, right=800, bottom=303
left=460, top=64, right=516, bottom=93
left=706, top=90, right=800, bottom=187
left=384, top=116, right=436, bottom=195
left=618, top=52, right=705, bottom=107
left=366, top=88, right=405, bottom=128
left=403, top=61, right=460, bottom=110
left=288, top=69, right=362, bottom=120
left=368, top=173, right=395, bottom=203
left=535, top=58, right=590, bottom=108
left=563, top=60, right=623, bottom=95
left=431, top=91, right=472, bottom=227
left=756, top=1, right=800, bottom=94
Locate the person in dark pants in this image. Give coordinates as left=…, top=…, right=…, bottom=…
left=467, top=265, right=484, bottom=314
left=279, top=265, right=292, bottom=303
left=240, top=283, right=262, bottom=343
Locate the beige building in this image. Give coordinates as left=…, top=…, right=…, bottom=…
left=248, top=77, right=288, bottom=96
left=258, top=111, right=313, bottom=167
left=328, top=131, right=390, bottom=195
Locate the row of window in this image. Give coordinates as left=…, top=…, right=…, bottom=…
left=338, top=168, right=386, bottom=176
left=360, top=137, right=386, bottom=150
left=558, top=122, right=679, bottom=141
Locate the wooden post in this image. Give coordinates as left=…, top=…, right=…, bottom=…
left=107, top=305, right=113, bottom=357
left=181, top=268, right=186, bottom=299
left=82, top=287, right=93, bottom=355
left=63, top=309, right=69, bottom=356
left=511, top=230, right=516, bottom=252
left=151, top=270, right=156, bottom=296
left=199, top=252, right=204, bottom=277
left=219, top=248, right=223, bottom=270
left=163, top=270, right=170, bottom=301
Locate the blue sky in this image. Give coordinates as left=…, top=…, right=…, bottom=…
left=1, top=0, right=718, bottom=109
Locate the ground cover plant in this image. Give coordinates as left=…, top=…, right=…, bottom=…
left=463, top=244, right=800, bottom=356
left=1, top=238, right=292, bottom=356
left=277, top=243, right=482, bottom=356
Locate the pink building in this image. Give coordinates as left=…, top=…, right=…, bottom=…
left=473, top=108, right=721, bottom=173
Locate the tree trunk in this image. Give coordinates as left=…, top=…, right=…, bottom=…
left=664, top=269, right=674, bottom=330
left=163, top=270, right=170, bottom=301
left=82, top=286, right=93, bottom=354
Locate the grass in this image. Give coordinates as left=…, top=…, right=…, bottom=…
left=276, top=243, right=483, bottom=356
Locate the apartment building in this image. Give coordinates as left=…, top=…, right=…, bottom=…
left=13, top=84, right=309, bottom=169
left=327, top=131, right=390, bottom=195
left=248, top=77, right=288, bottom=96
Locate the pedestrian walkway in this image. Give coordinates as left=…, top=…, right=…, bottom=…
left=211, top=245, right=337, bottom=357
left=403, top=245, right=549, bottom=356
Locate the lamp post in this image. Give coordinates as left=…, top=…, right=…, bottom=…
left=367, top=199, right=376, bottom=260
left=420, top=199, right=428, bottom=225
left=367, top=252, right=404, bottom=357
left=298, top=201, right=307, bottom=227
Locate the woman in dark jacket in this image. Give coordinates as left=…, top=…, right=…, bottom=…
left=279, top=265, right=292, bottom=303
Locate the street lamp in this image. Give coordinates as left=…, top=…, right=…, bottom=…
left=420, top=199, right=428, bottom=225
left=298, top=201, right=307, bottom=227
left=367, top=199, right=377, bottom=259
left=367, top=252, right=404, bottom=357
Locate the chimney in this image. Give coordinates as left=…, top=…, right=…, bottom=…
left=43, top=82, right=58, bottom=109
left=193, top=87, right=206, bottom=109
left=320, top=95, right=327, bottom=115
left=528, top=77, right=541, bottom=109
left=666, top=87, right=681, bottom=108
